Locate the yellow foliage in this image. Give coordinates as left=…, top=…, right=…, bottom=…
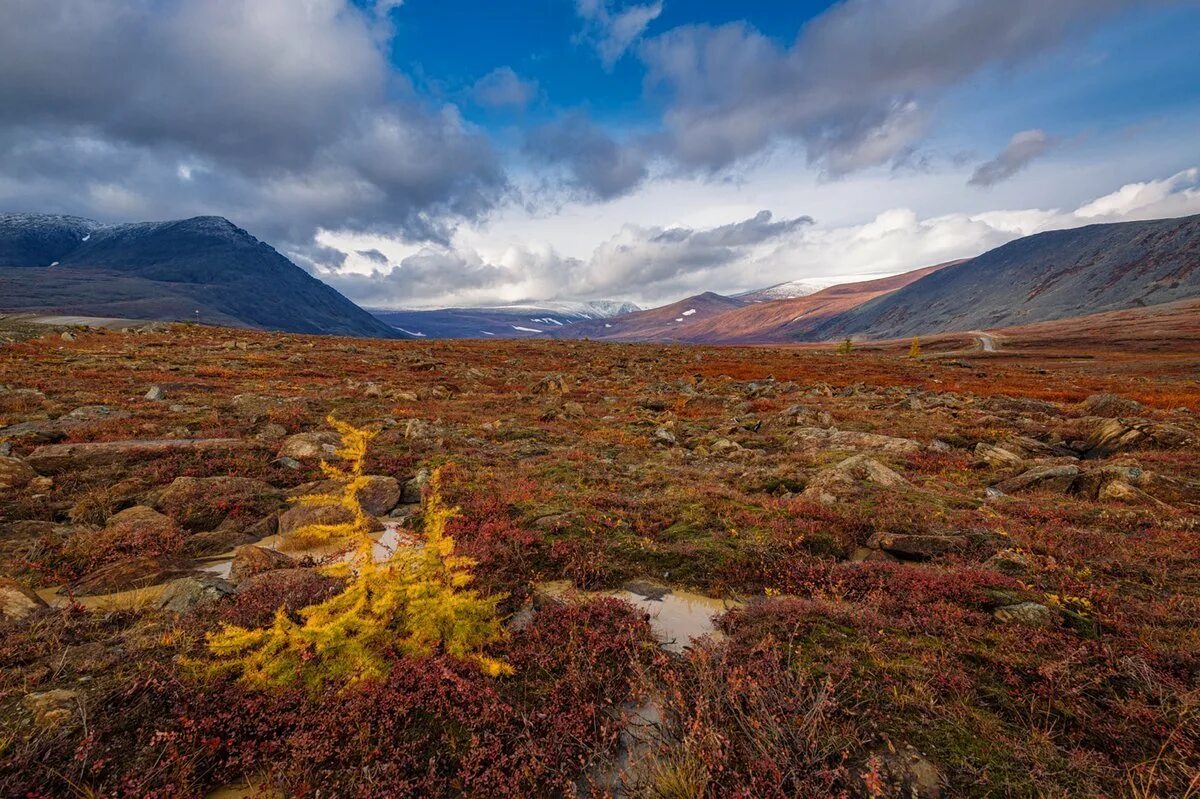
left=206, top=417, right=511, bottom=687
left=836, top=337, right=854, bottom=356
left=908, top=336, right=921, bottom=359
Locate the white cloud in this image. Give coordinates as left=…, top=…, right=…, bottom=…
left=320, top=166, right=1200, bottom=309
left=575, top=0, right=663, bottom=69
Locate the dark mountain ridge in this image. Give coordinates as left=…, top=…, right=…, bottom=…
left=808, top=214, right=1200, bottom=340
left=0, top=213, right=401, bottom=338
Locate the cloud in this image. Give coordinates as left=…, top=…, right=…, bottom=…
left=639, top=0, right=1162, bottom=177
left=969, top=130, right=1058, bottom=187
left=524, top=113, right=649, bottom=200
left=1075, top=168, right=1200, bottom=220
left=471, top=67, right=539, bottom=110
left=0, top=0, right=506, bottom=250
left=321, top=209, right=812, bottom=307
left=321, top=166, right=1200, bottom=308
left=575, top=0, right=664, bottom=69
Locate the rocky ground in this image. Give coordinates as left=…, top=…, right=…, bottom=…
left=1, top=319, right=1198, bottom=797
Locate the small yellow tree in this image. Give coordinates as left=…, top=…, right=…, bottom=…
left=207, top=417, right=511, bottom=687
left=908, top=336, right=921, bottom=359
left=836, top=337, right=854, bottom=356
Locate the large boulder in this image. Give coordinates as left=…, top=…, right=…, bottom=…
left=289, top=475, right=401, bottom=517
left=1080, top=393, right=1144, bottom=418
left=1084, top=418, right=1193, bottom=456
left=801, top=455, right=910, bottom=504
left=793, top=428, right=924, bottom=456
left=974, top=443, right=1024, bottom=469
left=0, top=455, right=36, bottom=489
left=1, top=576, right=48, bottom=620
left=26, top=438, right=258, bottom=474
left=150, top=475, right=280, bottom=532
left=995, top=465, right=1080, bottom=495
left=70, top=556, right=196, bottom=596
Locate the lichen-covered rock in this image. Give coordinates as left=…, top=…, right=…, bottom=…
left=277, top=431, right=340, bottom=460
left=1080, top=393, right=1144, bottom=418
left=156, top=574, right=234, bottom=613
left=24, top=689, right=82, bottom=728
left=995, top=464, right=1080, bottom=495
left=994, top=601, right=1054, bottom=627
left=801, top=455, right=909, bottom=504
left=1085, top=418, right=1193, bottom=455
left=866, top=532, right=961, bottom=561
left=794, top=427, right=924, bottom=455
left=0, top=576, right=48, bottom=620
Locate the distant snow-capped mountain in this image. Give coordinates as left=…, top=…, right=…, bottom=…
left=368, top=299, right=642, bottom=339
left=736, top=279, right=837, bottom=303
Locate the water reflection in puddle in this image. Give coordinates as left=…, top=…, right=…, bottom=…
left=538, top=580, right=742, bottom=653
left=197, top=521, right=415, bottom=579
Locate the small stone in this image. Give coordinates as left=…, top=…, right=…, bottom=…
left=274, top=456, right=301, bottom=470
left=228, top=546, right=296, bottom=585
left=144, top=385, right=166, bottom=401
left=401, top=468, right=430, bottom=504
left=60, top=331, right=75, bottom=342
left=654, top=427, right=678, bottom=446
left=0, top=455, right=37, bottom=489
left=277, top=431, right=340, bottom=460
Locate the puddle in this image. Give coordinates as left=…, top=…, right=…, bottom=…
left=197, top=520, right=416, bottom=579
left=537, top=580, right=742, bottom=653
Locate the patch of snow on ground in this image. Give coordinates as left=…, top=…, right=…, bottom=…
left=49, top=261, right=59, bottom=267
left=674, top=317, right=684, bottom=322
left=512, top=325, right=542, bottom=333
left=481, top=331, right=495, bottom=336
left=604, top=323, right=612, bottom=328
left=82, top=234, right=90, bottom=241
left=682, top=308, right=697, bottom=316
left=397, top=327, right=427, bottom=338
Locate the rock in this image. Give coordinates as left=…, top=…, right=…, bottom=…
left=70, top=556, right=196, bottom=596
left=60, top=331, right=75, bottom=342
left=274, top=456, right=301, bottom=470
left=654, top=427, right=678, bottom=446
left=278, top=503, right=351, bottom=537
left=404, top=418, right=441, bottom=440
left=793, top=427, right=924, bottom=455
left=24, top=689, right=82, bottom=728
left=984, top=548, right=1031, bottom=576
left=228, top=545, right=296, bottom=585
left=1085, top=418, right=1193, bottom=455
left=993, top=601, right=1054, bottom=627
left=801, top=455, right=909, bottom=504
left=866, top=532, right=961, bottom=561
left=532, top=374, right=570, bottom=395
left=1072, top=463, right=1146, bottom=498
left=1098, top=480, right=1163, bottom=506
left=1, top=576, right=48, bottom=620
left=710, top=438, right=741, bottom=453
left=26, top=438, right=258, bottom=475
left=357, top=475, right=402, bottom=516
left=144, top=385, right=165, bottom=401
left=277, top=431, right=340, bottom=461
left=974, top=443, right=1024, bottom=468
left=852, top=742, right=945, bottom=799
left=850, top=547, right=899, bottom=563
left=995, top=465, right=1080, bottom=495
left=0, top=455, right=36, bottom=489
left=156, top=574, right=234, bottom=613
left=255, top=423, right=288, bottom=441
left=401, top=468, right=430, bottom=504
left=150, top=475, right=280, bottom=532
left=1080, top=393, right=1144, bottom=418
left=104, top=504, right=180, bottom=541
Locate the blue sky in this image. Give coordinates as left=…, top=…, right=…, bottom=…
left=3, top=0, right=1200, bottom=307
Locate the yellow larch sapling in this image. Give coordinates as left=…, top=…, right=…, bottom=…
left=206, top=416, right=511, bottom=688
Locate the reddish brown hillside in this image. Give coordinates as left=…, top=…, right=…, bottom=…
left=675, top=260, right=963, bottom=343
left=553, top=291, right=746, bottom=341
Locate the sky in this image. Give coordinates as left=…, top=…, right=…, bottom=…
left=2, top=0, right=1200, bottom=309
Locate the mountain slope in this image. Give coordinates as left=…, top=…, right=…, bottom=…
left=809, top=214, right=1200, bottom=341
left=370, top=300, right=640, bottom=339
left=672, top=262, right=959, bottom=344
left=553, top=292, right=747, bottom=341
left=0, top=213, right=401, bottom=338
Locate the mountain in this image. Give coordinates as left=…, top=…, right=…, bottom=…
left=553, top=292, right=747, bottom=341
left=0, top=213, right=400, bottom=338
left=808, top=214, right=1200, bottom=341
left=370, top=300, right=640, bottom=339
left=670, top=262, right=961, bottom=344
left=735, top=278, right=835, bottom=303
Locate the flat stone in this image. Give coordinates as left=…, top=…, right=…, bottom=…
left=866, top=532, right=961, bottom=561
left=995, top=465, right=1080, bottom=495
left=24, top=689, right=82, bottom=728
left=277, top=431, right=340, bottom=460
left=26, top=438, right=259, bottom=475
left=228, top=545, right=296, bottom=585
left=1, top=576, right=49, bottom=620
left=156, top=574, right=234, bottom=613
left=0, top=455, right=36, bottom=489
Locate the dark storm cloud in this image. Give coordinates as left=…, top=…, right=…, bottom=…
left=524, top=113, right=649, bottom=201
left=0, top=0, right=507, bottom=254
left=638, top=0, right=1168, bottom=177
left=969, top=130, right=1058, bottom=187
